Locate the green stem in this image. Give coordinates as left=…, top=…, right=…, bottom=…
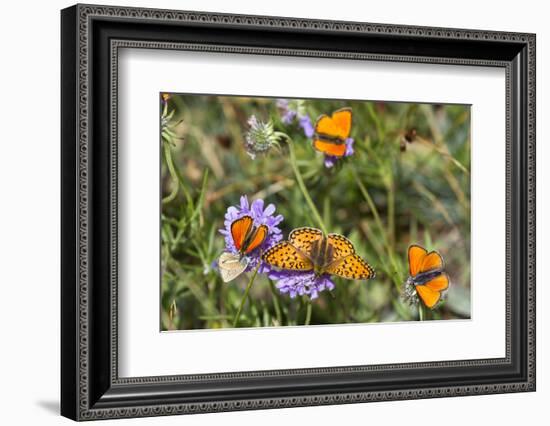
left=366, top=102, right=384, bottom=142
left=283, top=135, right=327, bottom=234
left=269, top=280, right=283, bottom=326
left=418, top=304, right=425, bottom=321
left=162, top=143, right=180, bottom=204
left=232, top=262, right=261, bottom=328
left=387, top=177, right=395, bottom=248
left=351, top=166, right=385, bottom=245
left=305, top=302, right=312, bottom=326
left=350, top=165, right=400, bottom=285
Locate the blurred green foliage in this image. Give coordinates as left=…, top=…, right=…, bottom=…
left=160, top=94, right=471, bottom=330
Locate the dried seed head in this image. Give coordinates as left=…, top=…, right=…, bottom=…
left=402, top=277, right=420, bottom=306
left=244, top=115, right=281, bottom=159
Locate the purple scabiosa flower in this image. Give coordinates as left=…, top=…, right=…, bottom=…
left=276, top=99, right=314, bottom=139
left=219, top=195, right=284, bottom=273
left=323, top=137, right=355, bottom=168
left=244, top=115, right=281, bottom=159
left=269, top=270, right=335, bottom=300
left=276, top=99, right=297, bottom=124
left=299, top=115, right=315, bottom=138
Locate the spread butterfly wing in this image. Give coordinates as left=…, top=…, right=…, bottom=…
left=408, top=245, right=428, bottom=276
left=408, top=244, right=444, bottom=275
left=315, top=108, right=352, bottom=141
left=416, top=272, right=449, bottom=309
left=421, top=251, right=444, bottom=273
left=312, top=139, right=347, bottom=157
left=327, top=233, right=356, bottom=259
left=424, top=272, right=449, bottom=292
left=231, top=216, right=253, bottom=252
left=330, top=108, right=352, bottom=139
left=325, top=253, right=375, bottom=280
left=326, top=233, right=360, bottom=276
left=288, top=227, right=324, bottom=255
left=416, top=273, right=449, bottom=309
left=415, top=284, right=441, bottom=309
left=315, top=115, right=341, bottom=139
left=262, top=241, right=313, bottom=271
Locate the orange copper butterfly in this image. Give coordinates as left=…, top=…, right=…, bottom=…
left=262, top=227, right=375, bottom=280
left=406, top=244, right=450, bottom=309
left=312, top=108, right=352, bottom=157
left=218, top=216, right=268, bottom=283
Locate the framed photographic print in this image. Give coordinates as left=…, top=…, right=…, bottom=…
left=61, top=3, right=536, bottom=421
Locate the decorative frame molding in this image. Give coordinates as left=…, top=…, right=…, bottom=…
left=61, top=3, right=535, bottom=421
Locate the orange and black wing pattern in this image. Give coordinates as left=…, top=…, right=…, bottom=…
left=408, top=244, right=444, bottom=276
left=262, top=241, right=313, bottom=271
left=230, top=216, right=253, bottom=252
left=326, top=233, right=356, bottom=258
left=312, top=140, right=348, bottom=157
left=244, top=224, right=268, bottom=254
left=313, top=108, right=352, bottom=157
left=415, top=273, right=450, bottom=308
left=325, top=254, right=376, bottom=280
left=324, top=233, right=375, bottom=280
left=288, top=227, right=324, bottom=255
left=408, top=244, right=449, bottom=309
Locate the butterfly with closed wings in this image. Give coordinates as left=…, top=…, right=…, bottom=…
left=218, top=216, right=268, bottom=283
left=262, top=227, right=375, bottom=280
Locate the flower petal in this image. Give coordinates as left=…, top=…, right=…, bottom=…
left=270, top=270, right=335, bottom=300
left=299, top=115, right=315, bottom=138
left=263, top=203, right=276, bottom=217
left=251, top=198, right=265, bottom=217
left=239, top=195, right=249, bottom=211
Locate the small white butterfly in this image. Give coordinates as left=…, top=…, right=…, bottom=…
left=218, top=252, right=249, bottom=283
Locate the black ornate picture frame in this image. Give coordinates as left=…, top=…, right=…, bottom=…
left=61, top=4, right=536, bottom=421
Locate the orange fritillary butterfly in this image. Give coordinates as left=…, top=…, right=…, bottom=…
left=262, top=227, right=375, bottom=280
